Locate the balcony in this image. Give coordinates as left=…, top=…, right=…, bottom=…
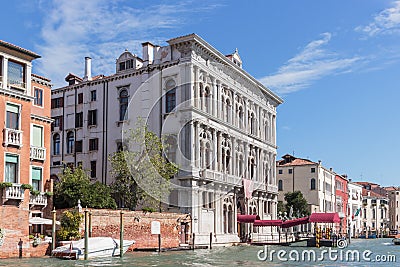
left=3, top=183, right=24, bottom=201
left=3, top=128, right=23, bottom=147
left=8, top=79, right=26, bottom=90
left=29, top=192, right=47, bottom=206
left=30, top=146, right=46, bottom=161
left=267, top=184, right=278, bottom=193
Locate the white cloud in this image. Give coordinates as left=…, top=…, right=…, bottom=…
left=355, top=0, right=400, bottom=36
left=34, top=0, right=220, bottom=87
left=259, top=33, right=360, bottom=95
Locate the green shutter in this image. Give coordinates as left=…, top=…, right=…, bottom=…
left=5, top=154, right=18, bottom=163
left=6, top=103, right=19, bottom=113
left=31, top=167, right=42, bottom=181
left=32, top=125, right=43, bottom=146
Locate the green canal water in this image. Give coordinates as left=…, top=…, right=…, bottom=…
left=0, top=238, right=398, bottom=266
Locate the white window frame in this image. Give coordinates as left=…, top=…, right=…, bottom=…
left=4, top=152, right=20, bottom=184
left=33, top=87, right=44, bottom=108
left=30, top=123, right=44, bottom=147
left=5, top=101, right=22, bottom=130
left=30, top=165, right=43, bottom=191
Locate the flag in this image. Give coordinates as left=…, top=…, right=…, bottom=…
left=243, top=178, right=254, bottom=200
left=354, top=207, right=361, bottom=216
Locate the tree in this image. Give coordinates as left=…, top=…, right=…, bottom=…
left=54, top=166, right=117, bottom=209
left=109, top=123, right=179, bottom=211
left=282, top=191, right=310, bottom=217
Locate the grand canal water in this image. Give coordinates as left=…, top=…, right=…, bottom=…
left=0, top=238, right=398, bottom=266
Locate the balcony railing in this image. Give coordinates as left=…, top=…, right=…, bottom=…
left=267, top=184, right=278, bottom=193
left=29, top=192, right=47, bottom=206
left=3, top=183, right=24, bottom=200
left=30, top=146, right=46, bottom=161
left=7, top=79, right=26, bottom=90
left=3, top=128, right=23, bottom=147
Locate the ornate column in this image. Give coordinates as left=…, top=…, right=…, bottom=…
left=216, top=80, right=221, bottom=119
left=210, top=76, right=216, bottom=117
left=217, top=131, right=222, bottom=172
left=193, top=66, right=200, bottom=108
left=244, top=143, right=249, bottom=179
left=194, top=121, right=200, bottom=168
left=230, top=136, right=236, bottom=176
left=212, top=129, right=217, bottom=171
left=1, top=57, right=8, bottom=89
left=244, top=97, right=248, bottom=133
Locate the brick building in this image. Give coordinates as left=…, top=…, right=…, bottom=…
left=335, top=174, right=348, bottom=235
left=0, top=40, right=52, bottom=257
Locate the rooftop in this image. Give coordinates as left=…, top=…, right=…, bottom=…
left=0, top=40, right=40, bottom=59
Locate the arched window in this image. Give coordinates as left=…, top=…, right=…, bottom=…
left=223, top=204, right=227, bottom=234
left=310, top=178, right=316, bottom=190
left=119, top=89, right=128, bottom=121
left=165, top=79, right=176, bottom=113
left=278, top=180, right=283, bottom=191
left=66, top=131, right=74, bottom=154
left=372, top=208, right=376, bottom=219
left=53, top=134, right=60, bottom=155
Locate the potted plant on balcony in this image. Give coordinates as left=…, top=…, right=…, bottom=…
left=31, top=190, right=40, bottom=196
left=0, top=182, right=13, bottom=189
left=21, top=184, right=33, bottom=191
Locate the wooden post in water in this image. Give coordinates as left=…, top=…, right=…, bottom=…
left=192, top=233, right=195, bottom=250
left=51, top=208, right=56, bottom=253
left=209, top=232, right=212, bottom=249
left=84, top=209, right=89, bottom=260
left=158, top=234, right=161, bottom=253
left=89, top=210, right=92, bottom=237
left=120, top=210, right=124, bottom=258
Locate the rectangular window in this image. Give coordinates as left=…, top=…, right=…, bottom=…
left=6, top=103, right=20, bottom=129
left=53, top=161, right=61, bottom=166
left=88, top=110, right=97, bottom=126
left=52, top=116, right=62, bottom=130
left=32, top=125, right=43, bottom=147
left=311, top=167, right=316, bottom=173
left=34, top=88, right=43, bottom=106
left=89, top=138, right=99, bottom=151
left=75, top=112, right=83, bottom=127
left=288, top=169, right=293, bottom=174
left=51, top=97, right=64, bottom=108
left=119, top=62, right=125, bottom=71
left=278, top=169, right=283, bottom=174
left=78, top=93, right=83, bottom=104
left=75, top=140, right=83, bottom=153
left=31, top=167, right=42, bottom=191
left=8, top=60, right=25, bottom=89
left=5, top=154, right=18, bottom=183
left=90, top=161, right=96, bottom=178
left=90, top=90, right=97, bottom=101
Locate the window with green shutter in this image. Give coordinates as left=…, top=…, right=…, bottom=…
left=32, top=125, right=43, bottom=147
left=5, top=154, right=18, bottom=183
left=31, top=167, right=42, bottom=191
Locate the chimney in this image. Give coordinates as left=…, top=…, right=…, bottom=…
left=142, top=42, right=154, bottom=66
left=84, top=57, right=92, bottom=81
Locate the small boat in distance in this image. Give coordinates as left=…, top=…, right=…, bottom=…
left=392, top=234, right=400, bottom=245
left=52, top=237, right=135, bottom=260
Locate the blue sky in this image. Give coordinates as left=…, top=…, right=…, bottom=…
left=1, top=0, right=399, bottom=186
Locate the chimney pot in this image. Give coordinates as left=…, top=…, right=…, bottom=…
left=84, top=57, right=92, bottom=81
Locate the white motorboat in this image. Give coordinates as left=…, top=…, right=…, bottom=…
left=52, top=237, right=135, bottom=260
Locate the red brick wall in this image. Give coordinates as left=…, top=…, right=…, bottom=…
left=86, top=209, right=181, bottom=250
left=0, top=206, right=29, bottom=258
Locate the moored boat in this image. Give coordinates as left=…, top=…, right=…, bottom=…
left=392, top=234, right=400, bottom=245
left=52, top=237, right=135, bottom=260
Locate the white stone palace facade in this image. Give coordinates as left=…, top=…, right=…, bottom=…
left=51, top=34, right=283, bottom=245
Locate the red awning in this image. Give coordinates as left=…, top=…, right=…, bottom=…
left=237, top=214, right=260, bottom=223
left=309, top=212, right=340, bottom=223
left=254, top=219, right=283, bottom=227
left=281, top=217, right=309, bottom=228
